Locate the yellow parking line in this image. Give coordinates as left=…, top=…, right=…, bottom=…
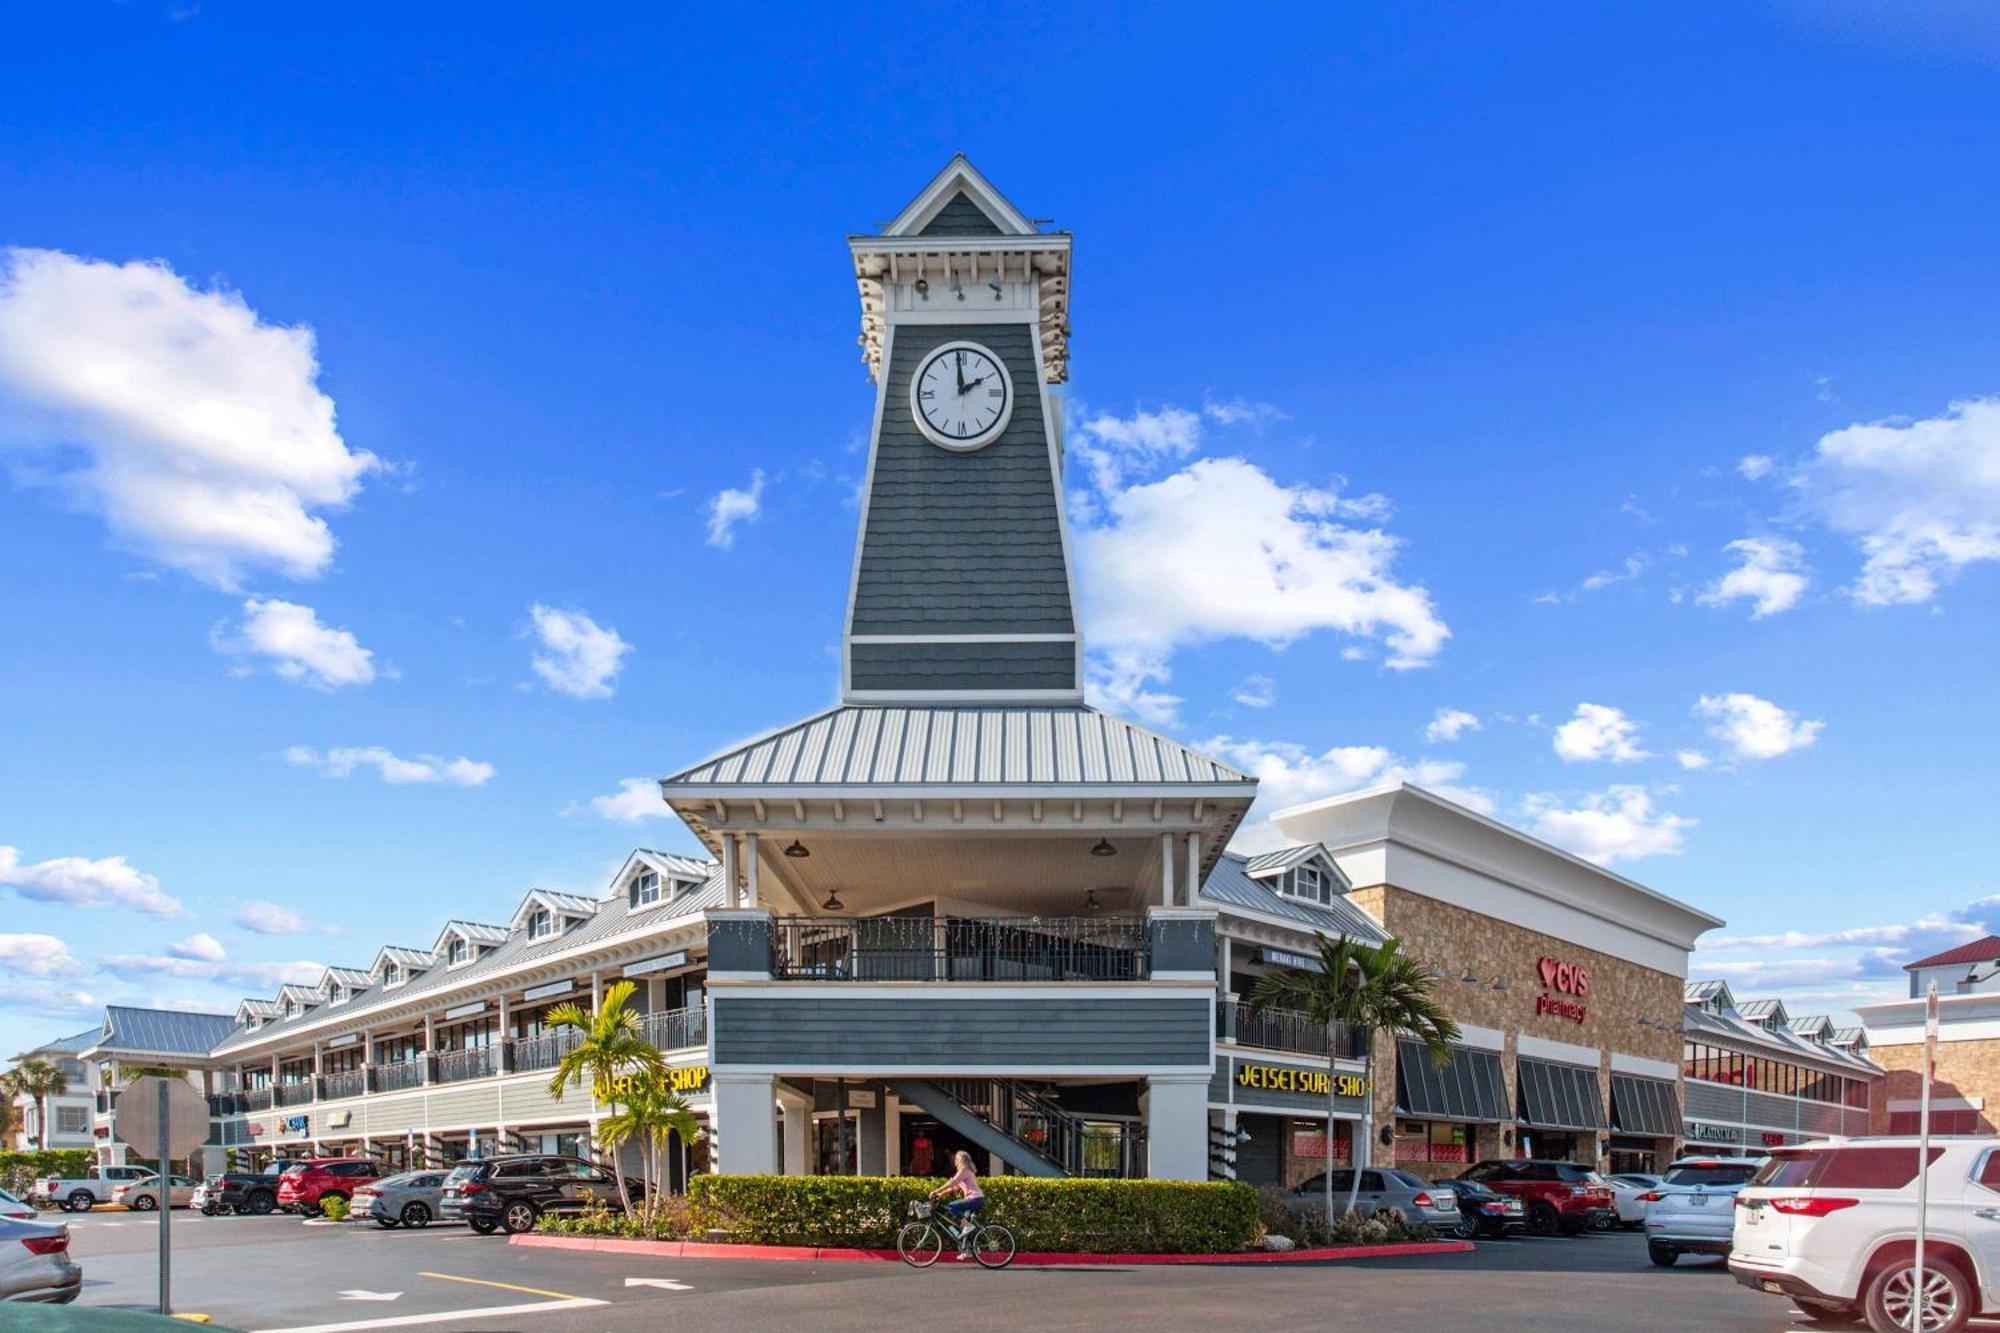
left=415, top=1271, right=581, bottom=1302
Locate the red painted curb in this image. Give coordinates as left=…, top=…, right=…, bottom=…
left=509, top=1233, right=1475, bottom=1266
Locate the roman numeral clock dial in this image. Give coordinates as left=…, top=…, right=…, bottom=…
left=911, top=340, right=1014, bottom=452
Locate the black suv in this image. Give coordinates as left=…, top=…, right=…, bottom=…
left=201, top=1159, right=307, bottom=1216
left=440, top=1154, right=638, bottom=1235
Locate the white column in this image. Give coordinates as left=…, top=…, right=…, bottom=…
left=776, top=1090, right=809, bottom=1177
left=1145, top=1076, right=1211, bottom=1181
left=1159, top=832, right=1175, bottom=907
left=1183, top=832, right=1200, bottom=906
left=1220, top=935, right=1233, bottom=994
left=714, top=1075, right=779, bottom=1174
left=721, top=835, right=740, bottom=908
left=590, top=971, right=603, bottom=1010
left=495, top=996, right=511, bottom=1074
left=745, top=832, right=761, bottom=909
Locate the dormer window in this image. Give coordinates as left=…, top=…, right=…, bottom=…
left=383, top=962, right=403, bottom=988
left=630, top=871, right=661, bottom=908
left=1281, top=862, right=1333, bottom=905
left=283, top=999, right=299, bottom=1018
left=529, top=908, right=554, bottom=939
left=447, top=938, right=469, bottom=966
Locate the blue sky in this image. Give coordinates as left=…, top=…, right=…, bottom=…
left=4, top=2, right=1999, bottom=1053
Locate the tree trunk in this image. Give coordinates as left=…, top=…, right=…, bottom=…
left=1347, top=1030, right=1370, bottom=1221
left=605, top=1095, right=636, bottom=1216
left=1324, top=1033, right=1337, bottom=1221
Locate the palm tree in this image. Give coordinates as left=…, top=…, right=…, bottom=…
left=6, top=1059, right=68, bottom=1151
left=0, top=1072, right=20, bottom=1146
left=1250, top=932, right=1458, bottom=1223
left=545, top=981, right=665, bottom=1216
left=599, top=1081, right=702, bottom=1225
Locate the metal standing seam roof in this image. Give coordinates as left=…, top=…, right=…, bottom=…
left=210, top=863, right=728, bottom=1057
left=94, top=1006, right=236, bottom=1057
left=1201, top=852, right=1389, bottom=944
left=1682, top=1001, right=1883, bottom=1075
left=663, top=706, right=1257, bottom=789
left=437, top=921, right=511, bottom=947
left=1241, top=845, right=1327, bottom=877
left=14, top=1026, right=99, bottom=1060
left=1736, top=998, right=1789, bottom=1023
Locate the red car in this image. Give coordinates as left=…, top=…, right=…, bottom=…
left=275, top=1158, right=385, bottom=1216
left=1455, top=1159, right=1616, bottom=1236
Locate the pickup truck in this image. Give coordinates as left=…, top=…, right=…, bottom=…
left=194, top=1160, right=306, bottom=1216
left=32, top=1165, right=156, bottom=1212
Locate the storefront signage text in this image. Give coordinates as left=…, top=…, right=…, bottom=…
left=1687, top=1121, right=1735, bottom=1143
left=1237, top=1063, right=1369, bottom=1098
left=608, top=1064, right=709, bottom=1098
left=1535, top=955, right=1589, bottom=1024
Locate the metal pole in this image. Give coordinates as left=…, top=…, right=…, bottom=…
left=1912, top=981, right=1938, bottom=1332
left=156, top=1079, right=171, bottom=1316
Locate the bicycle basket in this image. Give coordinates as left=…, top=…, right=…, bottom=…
left=908, top=1200, right=934, bottom=1218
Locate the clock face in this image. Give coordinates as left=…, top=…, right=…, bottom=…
left=911, top=341, right=1013, bottom=452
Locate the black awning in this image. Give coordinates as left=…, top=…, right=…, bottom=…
left=1517, top=1057, right=1608, bottom=1131
left=1396, top=1041, right=1508, bottom=1123
left=1611, top=1074, right=1681, bottom=1138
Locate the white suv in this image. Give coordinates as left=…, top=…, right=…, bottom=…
left=1731, top=1136, right=2000, bottom=1332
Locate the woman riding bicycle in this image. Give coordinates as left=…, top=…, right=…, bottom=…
left=929, top=1151, right=985, bottom=1256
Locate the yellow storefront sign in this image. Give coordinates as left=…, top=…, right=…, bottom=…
left=1236, top=1063, right=1369, bottom=1099
left=607, top=1064, right=709, bottom=1098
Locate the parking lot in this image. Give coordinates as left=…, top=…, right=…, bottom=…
left=50, top=1209, right=1976, bottom=1333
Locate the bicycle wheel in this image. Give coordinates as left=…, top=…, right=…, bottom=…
left=971, top=1222, right=1017, bottom=1270
left=898, top=1220, right=944, bottom=1268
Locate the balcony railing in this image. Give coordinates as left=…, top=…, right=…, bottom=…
left=243, top=1087, right=274, bottom=1112
left=640, top=1005, right=706, bottom=1052
left=207, top=1092, right=249, bottom=1117
left=1216, top=998, right=1345, bottom=1058
left=769, top=916, right=1151, bottom=982
left=319, top=1070, right=365, bottom=1100
left=508, top=1029, right=584, bottom=1074
left=364, top=1059, right=420, bottom=1092
left=274, top=1082, right=315, bottom=1107
left=434, top=1047, right=499, bottom=1084
left=94, top=1090, right=121, bottom=1115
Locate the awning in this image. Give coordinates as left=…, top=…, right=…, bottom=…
left=1611, top=1074, right=1680, bottom=1138
left=1516, top=1057, right=1607, bottom=1131
left=1395, top=1041, right=1508, bottom=1123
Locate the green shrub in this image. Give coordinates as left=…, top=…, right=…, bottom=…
left=540, top=1196, right=695, bottom=1240
left=321, top=1195, right=349, bottom=1222
left=686, top=1176, right=1259, bottom=1254
left=0, top=1151, right=95, bottom=1201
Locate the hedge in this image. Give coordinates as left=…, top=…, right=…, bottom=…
left=686, top=1175, right=1260, bottom=1254
left=0, top=1150, right=94, bottom=1200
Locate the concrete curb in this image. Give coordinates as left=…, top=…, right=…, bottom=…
left=510, top=1232, right=1476, bottom=1266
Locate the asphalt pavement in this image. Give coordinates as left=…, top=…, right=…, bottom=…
left=47, top=1209, right=1990, bottom=1332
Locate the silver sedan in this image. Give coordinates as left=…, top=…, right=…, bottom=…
left=0, top=1216, right=80, bottom=1303
left=351, top=1170, right=451, bottom=1229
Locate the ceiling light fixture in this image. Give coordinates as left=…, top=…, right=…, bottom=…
left=1090, top=838, right=1117, bottom=858
left=784, top=840, right=811, bottom=859
left=1461, top=968, right=1481, bottom=984
left=821, top=889, right=844, bottom=912
left=1084, top=889, right=1102, bottom=915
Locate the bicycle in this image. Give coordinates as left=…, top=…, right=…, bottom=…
left=897, top=1199, right=1017, bottom=1269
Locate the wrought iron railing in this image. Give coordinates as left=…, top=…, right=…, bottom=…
left=1215, top=998, right=1344, bottom=1058
left=243, top=1087, right=274, bottom=1112
left=769, top=916, right=1151, bottom=982
left=207, top=1092, right=248, bottom=1117
left=274, top=1082, right=314, bottom=1107
left=640, top=1005, right=706, bottom=1052
left=931, top=1078, right=1147, bottom=1178
left=507, top=1029, right=583, bottom=1074
left=434, top=1047, right=498, bottom=1084
left=319, top=1070, right=365, bottom=1100
left=370, top=1059, right=424, bottom=1093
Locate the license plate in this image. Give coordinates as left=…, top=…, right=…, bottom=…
left=1690, top=1195, right=1707, bottom=1206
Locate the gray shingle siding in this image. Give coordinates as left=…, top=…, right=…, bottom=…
left=850, top=324, right=1076, bottom=680
left=918, top=193, right=1006, bottom=237
left=849, top=640, right=1075, bottom=692
left=712, top=996, right=1209, bottom=1067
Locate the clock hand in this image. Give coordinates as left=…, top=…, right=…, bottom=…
left=955, top=351, right=966, bottom=396
left=963, top=375, right=987, bottom=392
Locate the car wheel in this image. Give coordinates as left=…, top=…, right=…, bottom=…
left=469, top=1217, right=499, bottom=1235
left=400, top=1201, right=431, bottom=1229
left=131, top=1195, right=157, bottom=1212
left=1451, top=1217, right=1476, bottom=1240
left=65, top=1192, right=93, bottom=1213
left=501, top=1201, right=539, bottom=1235
left=246, top=1191, right=275, bottom=1215
left=1863, top=1257, right=1971, bottom=1333
left=1648, top=1243, right=1677, bottom=1267
left=1527, top=1201, right=1560, bottom=1236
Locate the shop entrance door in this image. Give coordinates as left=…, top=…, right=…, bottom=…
left=815, top=1115, right=857, bottom=1175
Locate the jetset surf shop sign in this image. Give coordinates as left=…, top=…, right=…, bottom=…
left=1534, top=955, right=1589, bottom=1024
left=1237, top=1063, right=1370, bottom=1099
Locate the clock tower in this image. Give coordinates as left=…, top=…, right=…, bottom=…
left=842, top=156, right=1079, bottom=704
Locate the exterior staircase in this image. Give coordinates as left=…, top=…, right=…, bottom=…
left=891, top=1078, right=1144, bottom=1179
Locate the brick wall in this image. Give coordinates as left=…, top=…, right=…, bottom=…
left=1870, top=1038, right=2000, bottom=1136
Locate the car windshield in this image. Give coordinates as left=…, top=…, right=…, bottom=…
left=443, top=1164, right=485, bottom=1183
left=1664, top=1162, right=1760, bottom=1188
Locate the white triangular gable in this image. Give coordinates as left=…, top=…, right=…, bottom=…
left=880, top=154, right=1036, bottom=238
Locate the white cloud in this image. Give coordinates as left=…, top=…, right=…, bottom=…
left=0, top=248, right=378, bottom=588
left=1074, top=406, right=1203, bottom=489
left=166, top=931, right=226, bottom=963
left=1202, top=398, right=1289, bottom=429
left=0, top=980, right=97, bottom=1017
left=1795, top=396, right=2000, bottom=606
left=0, top=845, right=182, bottom=915
left=285, top=744, right=494, bottom=787
left=1738, top=454, right=1777, bottom=481
left=1580, top=553, right=1650, bottom=591
left=232, top=900, right=340, bottom=936
left=1696, top=692, right=1825, bottom=760
left=213, top=597, right=376, bottom=689
left=587, top=778, right=666, bottom=822
left=1552, top=703, right=1650, bottom=763
left=1230, top=674, right=1276, bottom=709
left=704, top=469, right=766, bottom=549
left=1697, top=536, right=1809, bottom=618
left=527, top=604, right=631, bottom=699
left=1523, top=785, right=1693, bottom=865
left=1705, top=916, right=1981, bottom=953
left=1204, top=735, right=1495, bottom=852
left=1084, top=648, right=1182, bottom=728
left=1424, top=707, right=1481, bottom=743
left=0, top=933, right=83, bottom=977
left=1675, top=749, right=1711, bottom=770
left=100, top=952, right=326, bottom=988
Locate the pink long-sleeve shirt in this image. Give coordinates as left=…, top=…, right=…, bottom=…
left=942, top=1165, right=984, bottom=1200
